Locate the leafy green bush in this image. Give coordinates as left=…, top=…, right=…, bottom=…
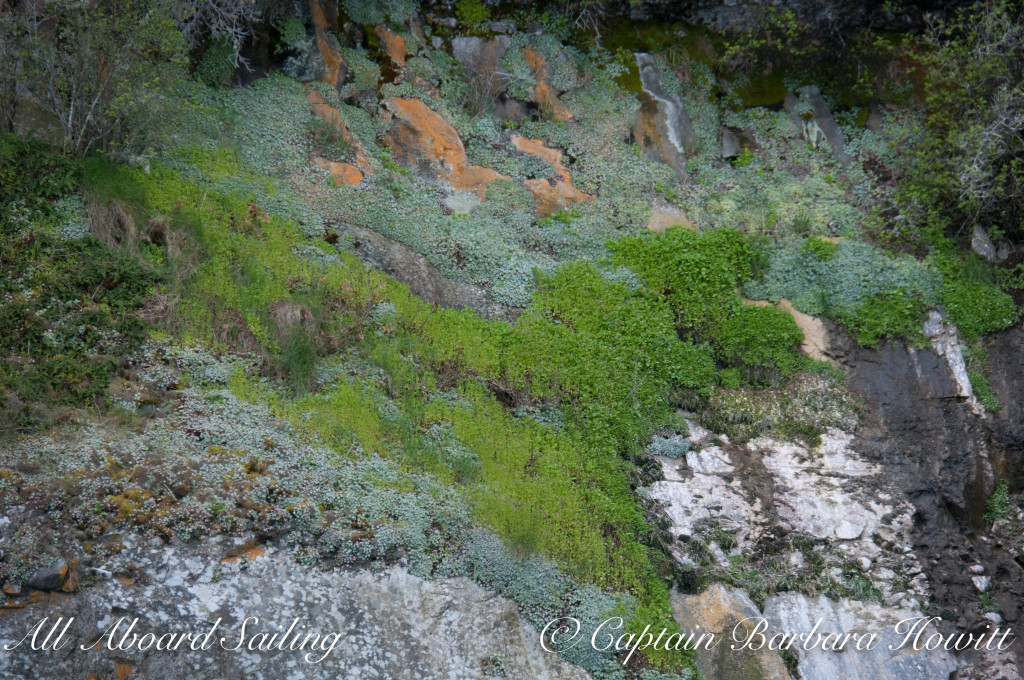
left=842, top=291, right=927, bottom=349
left=12, top=0, right=187, bottom=156
left=611, top=226, right=752, bottom=333
left=0, top=134, right=78, bottom=233
left=942, top=277, right=1020, bottom=342
left=715, top=305, right=803, bottom=382
left=905, top=0, right=1024, bottom=240
left=801, top=236, right=837, bottom=261
left=195, top=38, right=236, bottom=89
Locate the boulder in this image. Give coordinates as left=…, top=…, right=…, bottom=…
left=633, top=53, right=696, bottom=181
left=383, top=97, right=508, bottom=199
left=866, top=102, right=884, bottom=132
left=452, top=36, right=511, bottom=99
left=522, top=46, right=573, bottom=122
left=671, top=585, right=792, bottom=680
left=647, top=198, right=695, bottom=233
left=334, top=223, right=518, bottom=321
left=511, top=135, right=594, bottom=215
left=0, top=537, right=585, bottom=679
left=764, top=593, right=958, bottom=680
left=310, top=155, right=363, bottom=185
left=309, top=0, right=348, bottom=89
left=797, top=85, right=850, bottom=167
left=971, top=224, right=1000, bottom=262
left=26, top=559, right=75, bottom=592
left=721, top=127, right=741, bottom=159
left=306, top=89, right=374, bottom=174
left=374, top=24, right=408, bottom=68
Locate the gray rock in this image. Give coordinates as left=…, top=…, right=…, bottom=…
left=797, top=85, right=851, bottom=167
left=866, top=102, right=884, bottom=132
left=721, top=128, right=741, bottom=158
left=764, top=592, right=958, bottom=680
left=451, top=35, right=511, bottom=98
left=633, top=53, right=697, bottom=181
left=26, top=559, right=67, bottom=592
left=922, top=310, right=977, bottom=405
left=0, top=539, right=590, bottom=680
left=332, top=222, right=520, bottom=321
left=488, top=20, right=515, bottom=33
left=494, top=96, right=529, bottom=122
left=972, top=224, right=1000, bottom=261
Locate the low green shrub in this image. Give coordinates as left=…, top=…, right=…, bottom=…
left=801, top=236, right=837, bottom=261
left=984, top=480, right=1012, bottom=525
left=714, top=305, right=803, bottom=383
left=0, top=234, right=156, bottom=433
left=964, top=343, right=1001, bottom=412
left=0, top=134, right=79, bottom=233
left=610, top=226, right=752, bottom=333
left=843, top=291, right=927, bottom=348
left=942, top=277, right=1020, bottom=342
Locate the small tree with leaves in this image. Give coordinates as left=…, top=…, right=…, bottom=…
left=902, top=0, right=1024, bottom=242
left=5, top=0, right=187, bottom=157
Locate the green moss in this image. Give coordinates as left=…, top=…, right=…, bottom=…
left=454, top=0, right=489, bottom=28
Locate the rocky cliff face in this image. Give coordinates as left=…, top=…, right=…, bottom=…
left=610, top=0, right=972, bottom=32
left=0, top=536, right=588, bottom=680
left=836, top=324, right=1024, bottom=676
left=2, top=3, right=1022, bottom=679
left=652, top=321, right=1024, bottom=680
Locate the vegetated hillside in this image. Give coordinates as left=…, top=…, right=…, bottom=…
left=0, top=1, right=1022, bottom=679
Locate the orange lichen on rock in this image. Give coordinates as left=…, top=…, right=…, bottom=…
left=113, top=660, right=134, bottom=680
left=511, top=135, right=593, bottom=215
left=221, top=540, right=267, bottom=563
left=306, top=89, right=374, bottom=173
left=521, top=46, right=573, bottom=122
left=383, top=97, right=508, bottom=199
left=311, top=155, right=364, bottom=185
left=0, top=589, right=47, bottom=611
left=374, top=24, right=408, bottom=67
left=309, top=0, right=348, bottom=89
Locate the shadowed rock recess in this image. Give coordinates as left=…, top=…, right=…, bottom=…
left=1, top=1, right=1022, bottom=680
